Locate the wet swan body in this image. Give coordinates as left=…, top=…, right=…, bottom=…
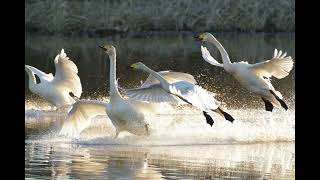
left=25, top=49, right=82, bottom=108
left=60, top=45, right=156, bottom=138
left=195, top=32, right=294, bottom=111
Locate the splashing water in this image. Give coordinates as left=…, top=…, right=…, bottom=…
left=25, top=95, right=294, bottom=146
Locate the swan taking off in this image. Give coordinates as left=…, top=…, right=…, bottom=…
left=195, top=32, right=294, bottom=111
left=25, top=49, right=82, bottom=108
left=59, top=45, right=157, bottom=138
left=125, top=62, right=235, bottom=126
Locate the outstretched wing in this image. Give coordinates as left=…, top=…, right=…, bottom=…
left=124, top=84, right=181, bottom=103
left=52, top=49, right=82, bottom=97
left=200, top=46, right=224, bottom=67
left=251, top=49, right=294, bottom=79
left=25, top=65, right=54, bottom=83
left=59, top=100, right=108, bottom=137
left=141, top=71, right=197, bottom=87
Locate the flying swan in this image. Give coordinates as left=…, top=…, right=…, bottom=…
left=125, top=62, right=235, bottom=126
left=195, top=32, right=294, bottom=111
left=59, top=45, right=157, bottom=138
left=25, top=49, right=82, bottom=108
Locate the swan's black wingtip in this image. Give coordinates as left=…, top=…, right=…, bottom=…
left=203, top=111, right=214, bottom=126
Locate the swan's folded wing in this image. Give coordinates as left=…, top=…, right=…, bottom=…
left=124, top=84, right=181, bottom=103
left=52, top=49, right=82, bottom=97
left=141, top=71, right=197, bottom=87
left=59, top=100, right=108, bottom=137
left=169, top=82, right=220, bottom=111
left=251, top=49, right=294, bottom=79
left=200, top=46, right=224, bottom=67
left=25, top=65, right=54, bottom=82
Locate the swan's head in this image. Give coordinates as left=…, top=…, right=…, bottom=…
left=129, top=62, right=146, bottom=70
left=194, top=32, right=215, bottom=42
left=99, top=44, right=116, bottom=56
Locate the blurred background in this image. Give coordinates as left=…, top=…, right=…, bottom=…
left=25, top=0, right=294, bottom=35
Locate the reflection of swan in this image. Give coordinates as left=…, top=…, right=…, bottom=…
left=195, top=33, right=294, bottom=111
left=60, top=45, right=157, bottom=138
left=126, top=62, right=234, bottom=126
left=25, top=49, right=82, bottom=108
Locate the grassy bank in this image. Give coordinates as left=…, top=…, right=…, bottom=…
left=25, top=0, right=295, bottom=36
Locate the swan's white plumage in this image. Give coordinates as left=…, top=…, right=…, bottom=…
left=125, top=63, right=222, bottom=113
left=169, top=81, right=220, bottom=111
left=125, top=84, right=180, bottom=103
left=60, top=100, right=108, bottom=137
left=124, top=70, right=197, bottom=103
left=201, top=46, right=223, bottom=67
left=141, top=71, right=197, bottom=87
left=198, top=32, right=293, bottom=110
left=251, top=49, right=294, bottom=79
left=25, top=49, right=82, bottom=108
left=52, top=49, right=82, bottom=98
left=59, top=45, right=154, bottom=138
left=25, top=65, right=54, bottom=82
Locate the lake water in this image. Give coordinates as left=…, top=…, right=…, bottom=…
left=25, top=33, right=295, bottom=179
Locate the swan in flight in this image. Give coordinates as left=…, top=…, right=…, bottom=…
left=194, top=32, right=294, bottom=111
left=125, top=62, right=235, bottom=126
left=25, top=49, right=82, bottom=108
left=60, top=45, right=156, bottom=138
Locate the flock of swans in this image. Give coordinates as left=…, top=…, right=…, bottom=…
left=25, top=32, right=294, bottom=138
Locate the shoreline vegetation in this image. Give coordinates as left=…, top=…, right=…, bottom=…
left=25, top=0, right=294, bottom=37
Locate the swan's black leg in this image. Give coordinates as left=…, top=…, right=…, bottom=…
left=215, top=107, right=235, bottom=123
left=261, top=97, right=273, bottom=112
left=203, top=111, right=214, bottom=126
left=269, top=90, right=288, bottom=110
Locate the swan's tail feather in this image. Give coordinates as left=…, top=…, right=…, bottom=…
left=261, top=97, right=274, bottom=112
left=214, top=108, right=235, bottom=123
left=203, top=111, right=214, bottom=126
left=269, top=90, right=288, bottom=110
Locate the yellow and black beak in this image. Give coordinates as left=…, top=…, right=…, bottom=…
left=99, top=45, right=107, bottom=51
left=129, top=63, right=137, bottom=69
left=194, top=34, right=204, bottom=41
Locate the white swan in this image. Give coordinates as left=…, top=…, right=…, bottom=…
left=195, top=32, right=294, bottom=111
left=25, top=49, right=82, bottom=108
left=59, top=45, right=157, bottom=138
left=125, top=62, right=235, bottom=126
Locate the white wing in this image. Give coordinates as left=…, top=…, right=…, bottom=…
left=251, top=49, right=294, bottom=79
left=169, top=81, right=220, bottom=111
left=25, top=65, right=54, bottom=83
left=59, top=100, right=108, bottom=137
left=124, top=84, right=181, bottom=103
left=52, top=49, right=82, bottom=97
left=201, top=46, right=224, bottom=67
left=141, top=71, right=197, bottom=87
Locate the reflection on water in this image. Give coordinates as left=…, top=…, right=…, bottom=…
left=25, top=33, right=295, bottom=179
left=25, top=140, right=294, bottom=179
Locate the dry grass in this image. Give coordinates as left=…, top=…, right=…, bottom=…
left=25, top=0, right=295, bottom=35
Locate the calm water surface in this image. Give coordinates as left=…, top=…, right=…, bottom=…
left=25, top=33, right=295, bottom=179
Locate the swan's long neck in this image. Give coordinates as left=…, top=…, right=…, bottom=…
left=207, top=35, right=232, bottom=71
left=108, top=53, right=122, bottom=100
left=25, top=68, right=36, bottom=88
left=141, top=66, right=170, bottom=89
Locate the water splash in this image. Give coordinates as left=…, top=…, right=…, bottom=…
left=25, top=95, right=295, bottom=145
